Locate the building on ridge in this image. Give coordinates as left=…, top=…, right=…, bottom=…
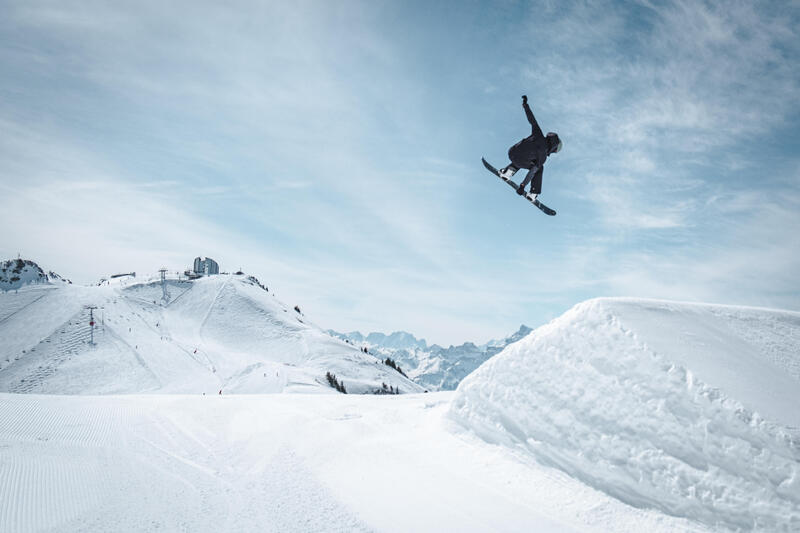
left=187, top=257, right=219, bottom=278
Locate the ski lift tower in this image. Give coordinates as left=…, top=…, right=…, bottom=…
left=85, top=305, right=97, bottom=345
left=159, top=268, right=170, bottom=303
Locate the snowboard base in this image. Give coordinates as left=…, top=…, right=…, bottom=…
left=482, top=158, right=556, bottom=216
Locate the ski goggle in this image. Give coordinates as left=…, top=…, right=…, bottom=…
left=547, top=133, right=562, bottom=153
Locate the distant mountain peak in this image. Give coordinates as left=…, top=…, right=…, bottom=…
left=329, top=324, right=533, bottom=391
left=359, top=331, right=428, bottom=351
left=0, top=258, right=69, bottom=291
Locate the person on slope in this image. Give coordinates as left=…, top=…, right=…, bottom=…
left=499, top=95, right=562, bottom=198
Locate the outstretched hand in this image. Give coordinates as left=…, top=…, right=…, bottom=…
left=522, top=95, right=528, bottom=105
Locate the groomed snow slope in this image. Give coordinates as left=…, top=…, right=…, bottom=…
left=0, top=274, right=420, bottom=395
left=450, top=298, right=800, bottom=532
left=0, top=392, right=709, bottom=533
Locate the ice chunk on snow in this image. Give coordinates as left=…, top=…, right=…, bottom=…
left=449, top=298, right=800, bottom=531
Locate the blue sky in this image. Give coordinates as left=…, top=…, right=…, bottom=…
left=1, top=1, right=799, bottom=345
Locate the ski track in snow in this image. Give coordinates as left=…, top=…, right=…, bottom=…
left=3, top=309, right=93, bottom=392
left=0, top=289, right=52, bottom=324
left=198, top=274, right=230, bottom=335
left=0, top=396, right=117, bottom=532
left=251, top=448, right=373, bottom=533
left=0, top=395, right=372, bottom=532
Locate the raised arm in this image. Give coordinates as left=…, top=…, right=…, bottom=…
left=522, top=95, right=544, bottom=139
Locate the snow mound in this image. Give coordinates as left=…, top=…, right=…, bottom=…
left=450, top=298, right=800, bottom=531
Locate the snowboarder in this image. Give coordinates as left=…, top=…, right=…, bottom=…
left=499, top=95, right=562, bottom=198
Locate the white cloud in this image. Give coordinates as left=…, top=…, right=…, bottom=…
left=506, top=0, right=800, bottom=309
left=1, top=0, right=798, bottom=345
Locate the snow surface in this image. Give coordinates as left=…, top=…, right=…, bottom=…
left=450, top=298, right=800, bottom=532
left=3, top=276, right=797, bottom=531
left=0, top=392, right=708, bottom=533
left=0, top=274, right=421, bottom=395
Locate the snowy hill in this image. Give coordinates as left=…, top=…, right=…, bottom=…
left=450, top=298, right=800, bottom=531
left=2, top=294, right=797, bottom=531
left=330, top=325, right=532, bottom=391
left=0, top=271, right=421, bottom=395
left=0, top=258, right=70, bottom=291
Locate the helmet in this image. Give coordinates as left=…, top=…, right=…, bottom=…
left=546, top=132, right=562, bottom=154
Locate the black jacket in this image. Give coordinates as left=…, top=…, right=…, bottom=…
left=508, top=102, right=549, bottom=170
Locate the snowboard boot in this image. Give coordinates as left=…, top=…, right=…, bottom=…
left=499, top=165, right=518, bottom=180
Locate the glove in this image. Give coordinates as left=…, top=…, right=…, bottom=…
left=522, top=95, right=528, bottom=104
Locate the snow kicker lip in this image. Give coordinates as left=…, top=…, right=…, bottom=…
left=449, top=298, right=800, bottom=531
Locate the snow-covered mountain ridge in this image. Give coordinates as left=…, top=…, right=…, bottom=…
left=0, top=258, right=70, bottom=291
left=0, top=267, right=421, bottom=395
left=451, top=297, right=800, bottom=531
left=329, top=324, right=532, bottom=390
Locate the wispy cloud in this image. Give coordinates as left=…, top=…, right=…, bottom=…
left=1, top=1, right=798, bottom=344
left=504, top=0, right=800, bottom=310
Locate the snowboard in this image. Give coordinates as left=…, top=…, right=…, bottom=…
left=482, top=158, right=556, bottom=216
